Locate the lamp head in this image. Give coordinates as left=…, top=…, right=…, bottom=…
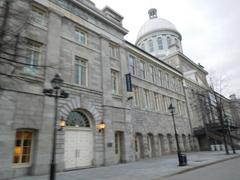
left=168, top=103, right=175, bottom=114
left=51, top=74, right=63, bottom=89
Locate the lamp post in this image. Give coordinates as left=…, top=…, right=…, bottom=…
left=168, top=103, right=187, bottom=166
left=43, top=74, right=69, bottom=180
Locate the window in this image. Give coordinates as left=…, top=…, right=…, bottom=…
left=157, top=37, right=163, bottom=50
left=149, top=66, right=154, bottom=82
left=133, top=86, right=140, bottom=106
left=128, top=55, right=136, bottom=75
left=167, top=37, right=171, bottom=48
left=24, top=41, right=41, bottom=74
left=148, top=39, right=154, bottom=52
left=143, top=89, right=150, bottom=108
left=66, top=111, right=90, bottom=127
left=75, top=28, right=87, bottom=44
left=139, top=60, right=145, bottom=79
left=13, top=130, right=33, bottom=165
left=165, top=73, right=169, bottom=88
left=31, top=5, right=46, bottom=26
left=154, top=93, right=159, bottom=111
left=156, top=69, right=162, bottom=85
left=141, top=43, right=145, bottom=50
left=178, top=101, right=182, bottom=116
left=110, top=45, right=119, bottom=58
left=111, top=70, right=119, bottom=95
left=175, top=38, right=179, bottom=46
left=74, top=56, right=87, bottom=86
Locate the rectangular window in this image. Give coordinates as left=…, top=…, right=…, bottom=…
left=128, top=55, right=136, bottom=75
left=178, top=101, right=182, bottom=116
left=154, top=93, right=159, bottom=111
left=139, top=60, right=145, bottom=79
left=31, top=5, right=46, bottom=26
left=157, top=37, right=163, bottom=50
left=74, top=56, right=87, bottom=86
left=24, top=41, right=41, bottom=75
left=165, top=73, right=169, bottom=88
left=133, top=86, right=140, bottom=106
left=111, top=70, right=119, bottom=95
left=13, top=130, right=33, bottom=165
left=75, top=28, right=87, bottom=44
left=149, top=66, right=154, bottom=82
left=148, top=39, right=154, bottom=52
left=110, top=45, right=119, bottom=58
left=159, top=95, right=164, bottom=112
left=157, top=69, right=162, bottom=86
left=143, top=89, right=150, bottom=108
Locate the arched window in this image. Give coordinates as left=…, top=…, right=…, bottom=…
left=66, top=111, right=90, bottom=127
left=157, top=37, right=163, bottom=50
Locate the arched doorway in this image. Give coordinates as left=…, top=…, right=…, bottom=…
left=159, top=134, right=165, bottom=156
left=135, top=133, right=143, bottom=160
left=147, top=133, right=154, bottom=158
left=167, top=134, right=174, bottom=154
left=64, top=110, right=93, bottom=169
left=182, top=134, right=187, bottom=152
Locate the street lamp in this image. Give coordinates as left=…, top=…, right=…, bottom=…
left=43, top=74, right=69, bottom=180
left=96, top=120, right=105, bottom=133
left=168, top=103, right=187, bottom=166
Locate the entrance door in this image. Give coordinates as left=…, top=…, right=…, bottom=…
left=115, top=132, right=121, bottom=163
left=147, top=135, right=152, bottom=158
left=135, top=135, right=141, bottom=160
left=64, top=129, right=93, bottom=169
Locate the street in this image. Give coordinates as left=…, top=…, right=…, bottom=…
left=12, top=151, right=240, bottom=180
left=164, top=157, right=240, bottom=180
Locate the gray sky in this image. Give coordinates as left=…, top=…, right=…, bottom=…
left=94, top=0, right=240, bottom=97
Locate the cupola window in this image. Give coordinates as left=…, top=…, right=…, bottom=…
left=157, top=37, right=163, bottom=50
left=148, top=39, right=154, bottom=52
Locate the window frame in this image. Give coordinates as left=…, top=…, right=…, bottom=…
left=109, top=44, right=119, bottom=59
left=12, top=130, right=34, bottom=168
left=128, top=54, right=137, bottom=75
left=148, top=39, right=154, bottom=52
left=31, top=4, right=47, bottom=26
left=75, top=28, right=87, bottom=45
left=111, top=69, right=119, bottom=95
left=157, top=37, right=163, bottom=50
left=139, top=60, right=145, bottom=79
left=149, top=65, right=154, bottom=82
left=24, top=41, right=42, bottom=75
left=74, top=56, right=88, bottom=87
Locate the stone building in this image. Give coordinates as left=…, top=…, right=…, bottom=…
left=0, top=0, right=239, bottom=179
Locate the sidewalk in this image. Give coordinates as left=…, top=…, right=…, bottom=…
left=13, top=151, right=240, bottom=180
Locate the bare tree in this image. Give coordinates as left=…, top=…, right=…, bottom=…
left=0, top=0, right=31, bottom=77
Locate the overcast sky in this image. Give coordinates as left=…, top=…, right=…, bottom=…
left=94, top=0, right=240, bottom=97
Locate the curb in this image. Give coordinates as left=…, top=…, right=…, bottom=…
left=160, top=154, right=240, bottom=179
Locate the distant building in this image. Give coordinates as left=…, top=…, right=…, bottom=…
left=0, top=0, right=239, bottom=179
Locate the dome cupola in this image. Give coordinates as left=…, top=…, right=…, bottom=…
left=136, top=9, right=183, bottom=58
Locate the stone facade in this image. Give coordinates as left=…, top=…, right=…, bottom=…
left=0, top=0, right=239, bottom=179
